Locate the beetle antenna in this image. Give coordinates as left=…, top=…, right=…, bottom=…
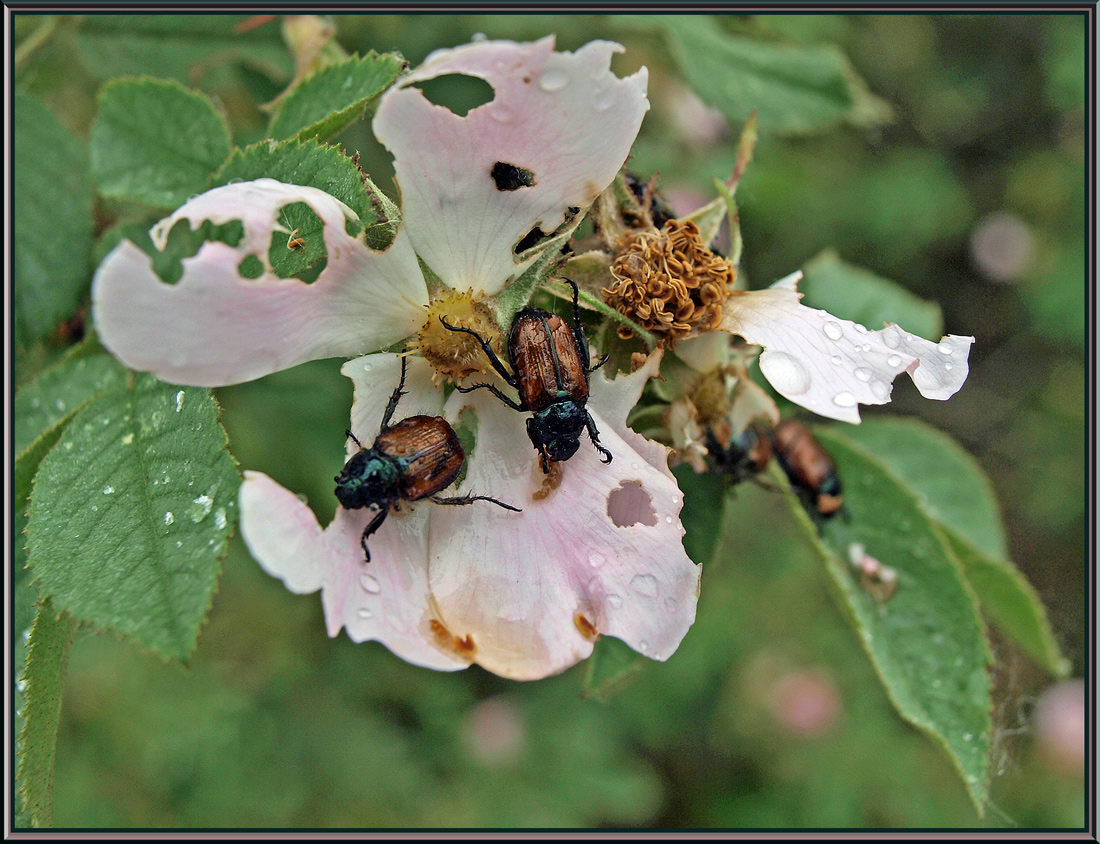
left=438, top=316, right=516, bottom=384
left=346, top=429, right=365, bottom=450
left=453, top=381, right=524, bottom=411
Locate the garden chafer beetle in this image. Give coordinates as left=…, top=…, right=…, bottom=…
left=705, top=422, right=772, bottom=486
left=440, top=279, right=613, bottom=474
left=771, top=420, right=845, bottom=519
left=335, top=356, right=520, bottom=561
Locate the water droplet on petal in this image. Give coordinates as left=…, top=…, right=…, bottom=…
left=882, top=326, right=901, bottom=348
left=539, top=69, right=568, bottom=92
left=944, top=362, right=953, bottom=371
left=363, top=362, right=373, bottom=372
left=357, top=607, right=374, bottom=619
left=887, top=354, right=902, bottom=367
left=593, top=88, right=616, bottom=112
left=854, top=367, right=872, bottom=382
left=938, top=339, right=954, bottom=355
left=760, top=351, right=812, bottom=396
left=854, top=323, right=869, bottom=334
left=607, top=593, right=623, bottom=609
left=630, top=574, right=659, bottom=597
left=823, top=321, right=843, bottom=340
left=631, top=461, right=641, bottom=471
left=589, top=552, right=606, bottom=568
left=861, top=343, right=872, bottom=353
left=639, top=640, right=650, bottom=652
left=833, top=392, right=857, bottom=408
left=870, top=380, right=890, bottom=400
left=664, top=514, right=673, bottom=524
left=489, top=104, right=513, bottom=122
left=360, top=574, right=382, bottom=594
left=830, top=355, right=843, bottom=365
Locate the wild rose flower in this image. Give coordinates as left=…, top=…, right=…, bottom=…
left=92, top=37, right=700, bottom=680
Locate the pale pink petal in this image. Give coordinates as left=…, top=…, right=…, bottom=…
left=719, top=287, right=973, bottom=423
left=239, top=470, right=467, bottom=672
left=426, top=373, right=699, bottom=680
left=92, top=179, right=428, bottom=387
left=374, top=38, right=649, bottom=294
left=341, top=353, right=443, bottom=457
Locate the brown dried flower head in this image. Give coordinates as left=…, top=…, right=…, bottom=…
left=602, top=219, right=736, bottom=344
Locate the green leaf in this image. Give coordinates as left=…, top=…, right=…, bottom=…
left=801, top=251, right=944, bottom=341
left=74, top=15, right=292, bottom=84
left=582, top=637, right=646, bottom=702
left=214, top=137, right=399, bottom=252
left=25, top=376, right=240, bottom=661
left=269, top=52, right=406, bottom=142
left=91, top=78, right=232, bottom=209
left=777, top=428, right=993, bottom=815
left=17, top=598, right=76, bottom=828
left=13, top=90, right=94, bottom=345
left=945, top=531, right=1071, bottom=678
left=622, top=15, right=891, bottom=133
left=15, top=352, right=130, bottom=456
left=835, top=417, right=1005, bottom=560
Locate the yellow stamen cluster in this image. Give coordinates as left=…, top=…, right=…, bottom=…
left=603, top=220, right=736, bottom=343
left=411, top=289, right=505, bottom=385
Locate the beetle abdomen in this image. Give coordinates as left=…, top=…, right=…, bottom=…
left=510, top=310, right=589, bottom=412
left=772, top=420, right=843, bottom=516
left=376, top=416, right=464, bottom=501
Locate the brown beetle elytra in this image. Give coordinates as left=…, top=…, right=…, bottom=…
left=335, top=356, right=520, bottom=562
left=440, top=279, right=613, bottom=473
left=771, top=420, right=844, bottom=518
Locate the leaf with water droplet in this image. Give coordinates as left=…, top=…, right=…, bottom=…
left=268, top=52, right=405, bottom=143
left=773, top=424, right=993, bottom=815
left=25, top=375, right=240, bottom=661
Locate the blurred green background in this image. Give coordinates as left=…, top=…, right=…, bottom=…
left=14, top=13, right=1087, bottom=828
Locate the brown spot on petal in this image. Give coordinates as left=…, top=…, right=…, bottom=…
left=532, top=459, right=563, bottom=501
left=430, top=619, right=477, bottom=659
left=574, top=613, right=600, bottom=642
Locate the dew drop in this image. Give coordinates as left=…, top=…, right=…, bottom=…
left=588, top=552, right=606, bottom=568
left=882, top=326, right=901, bottom=348
left=823, top=321, right=843, bottom=340
left=639, top=640, right=650, bottom=653
left=17, top=678, right=28, bottom=693
left=664, top=514, right=673, bottom=524
left=944, top=362, right=953, bottom=371
left=102, top=486, right=114, bottom=495
left=854, top=323, right=869, bottom=334
left=664, top=597, right=677, bottom=611
left=938, top=339, right=954, bottom=356
left=861, top=343, right=872, bottom=353
left=538, top=68, right=568, bottom=92
left=607, top=593, right=623, bottom=609
left=362, top=362, right=373, bottom=372
left=164, top=511, right=175, bottom=525
left=122, top=433, right=134, bottom=445
left=631, top=461, right=641, bottom=471
left=830, top=355, right=843, bottom=365
left=55, top=399, right=66, bottom=411
left=833, top=391, right=857, bottom=408
left=175, top=390, right=185, bottom=412
left=489, top=104, right=513, bottom=123
left=360, top=573, right=382, bottom=594
left=630, top=573, right=659, bottom=598
left=964, top=733, right=974, bottom=742
left=593, top=88, right=616, bottom=113
left=887, top=354, right=902, bottom=367
left=870, top=379, right=890, bottom=400
left=214, top=508, right=227, bottom=530
left=854, top=367, right=872, bottom=382
left=759, top=351, right=812, bottom=396
left=357, top=607, right=374, bottom=619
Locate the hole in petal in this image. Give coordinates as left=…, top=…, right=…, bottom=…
left=267, top=201, right=328, bottom=283
left=410, top=74, right=494, bottom=116
left=491, top=162, right=536, bottom=191
left=430, top=619, right=477, bottom=659
left=133, top=218, right=245, bottom=284
left=514, top=226, right=547, bottom=255
left=238, top=254, right=264, bottom=279
left=607, top=480, right=658, bottom=528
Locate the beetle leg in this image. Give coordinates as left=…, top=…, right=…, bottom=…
left=588, top=353, right=610, bottom=374
left=432, top=494, right=522, bottom=512
left=562, top=277, right=582, bottom=329
left=379, top=354, right=409, bottom=432
left=359, top=508, right=390, bottom=563
left=453, top=381, right=525, bottom=411
left=438, top=317, right=516, bottom=385
left=538, top=445, right=552, bottom=474
left=585, top=412, right=614, bottom=464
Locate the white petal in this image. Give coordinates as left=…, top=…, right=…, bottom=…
left=426, top=372, right=699, bottom=680
left=239, top=471, right=467, bottom=672
left=719, top=288, right=973, bottom=423
left=374, top=38, right=649, bottom=295
left=92, top=179, right=428, bottom=387
left=341, top=353, right=444, bottom=457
